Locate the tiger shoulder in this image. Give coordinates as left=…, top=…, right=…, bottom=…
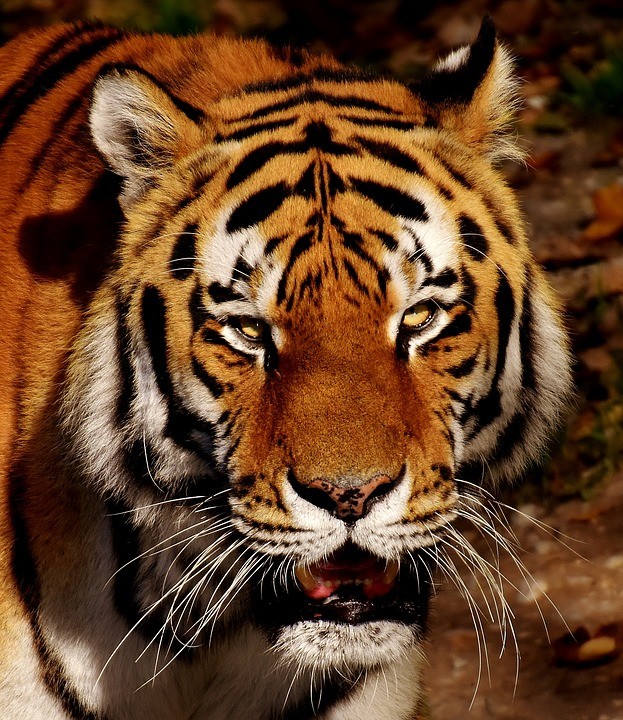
left=0, top=19, right=572, bottom=720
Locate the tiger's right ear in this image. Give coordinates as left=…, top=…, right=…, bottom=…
left=90, top=67, right=204, bottom=209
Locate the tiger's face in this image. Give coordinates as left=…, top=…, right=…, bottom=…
left=71, top=20, right=571, bottom=679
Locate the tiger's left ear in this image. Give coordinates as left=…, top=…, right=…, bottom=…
left=413, top=17, right=522, bottom=163
left=90, top=67, right=204, bottom=209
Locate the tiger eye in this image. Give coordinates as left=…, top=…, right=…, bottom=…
left=401, top=302, right=435, bottom=330
left=236, top=316, right=266, bottom=340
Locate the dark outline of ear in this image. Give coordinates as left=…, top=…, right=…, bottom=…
left=411, top=16, right=497, bottom=106
left=94, top=63, right=207, bottom=125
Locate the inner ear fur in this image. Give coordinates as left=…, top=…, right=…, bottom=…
left=89, top=66, right=204, bottom=208
left=414, top=17, right=523, bottom=163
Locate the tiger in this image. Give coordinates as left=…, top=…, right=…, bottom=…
left=0, top=17, right=572, bottom=720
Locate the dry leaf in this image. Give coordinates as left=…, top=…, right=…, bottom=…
left=552, top=624, right=621, bottom=666
left=582, top=183, right=623, bottom=242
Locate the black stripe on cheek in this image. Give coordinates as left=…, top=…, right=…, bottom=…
left=192, top=356, right=226, bottom=398
left=434, top=312, right=472, bottom=342
left=169, top=223, right=198, bottom=279
left=370, top=229, right=398, bottom=252
left=491, top=412, right=527, bottom=462
left=116, top=295, right=135, bottom=425
left=518, top=281, right=537, bottom=391
left=447, top=353, right=478, bottom=378
left=355, top=137, right=425, bottom=175
left=226, top=182, right=289, bottom=234
left=351, top=179, right=428, bottom=222
left=460, top=265, right=478, bottom=307
left=189, top=284, right=210, bottom=333
left=458, top=215, right=489, bottom=261
left=471, top=273, right=516, bottom=432
left=141, top=285, right=173, bottom=397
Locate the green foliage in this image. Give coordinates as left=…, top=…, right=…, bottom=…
left=559, top=45, right=623, bottom=117
left=148, top=0, right=204, bottom=35
left=107, top=0, right=210, bottom=35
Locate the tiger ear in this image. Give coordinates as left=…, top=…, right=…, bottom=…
left=90, top=67, right=203, bottom=209
left=413, top=17, right=522, bottom=163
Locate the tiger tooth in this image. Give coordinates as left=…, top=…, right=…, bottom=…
left=295, top=565, right=319, bottom=592
left=381, top=560, right=399, bottom=585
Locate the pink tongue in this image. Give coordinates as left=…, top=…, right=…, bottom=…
left=300, top=554, right=396, bottom=600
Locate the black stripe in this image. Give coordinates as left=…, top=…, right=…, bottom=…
left=189, top=284, right=210, bottom=333
left=227, top=141, right=304, bottom=189
left=421, top=267, right=459, bottom=288
left=492, top=412, right=527, bottom=462
left=17, top=94, right=83, bottom=194
left=460, top=265, right=477, bottom=307
left=518, top=281, right=537, bottom=392
left=240, top=66, right=384, bottom=95
left=207, top=282, right=245, bottom=304
left=338, top=115, right=415, bottom=131
left=9, top=466, right=109, bottom=720
left=342, top=231, right=382, bottom=276
left=471, top=273, right=516, bottom=433
left=169, top=223, right=197, bottom=279
left=355, top=137, right=424, bottom=175
left=264, top=234, right=289, bottom=255
left=459, top=215, right=489, bottom=261
left=303, top=120, right=354, bottom=155
left=216, top=116, right=297, bottom=142
left=447, top=353, right=478, bottom=378
left=226, top=183, right=289, bottom=234
left=351, top=178, right=428, bottom=222
left=192, top=356, right=225, bottom=398
left=0, top=26, right=124, bottom=148
left=105, top=494, right=198, bottom=659
left=434, top=312, right=472, bottom=342
left=116, top=295, right=135, bottom=425
left=370, top=228, right=398, bottom=252
left=141, top=285, right=173, bottom=397
left=141, top=286, right=220, bottom=459
left=235, top=90, right=400, bottom=122
left=436, top=157, right=472, bottom=189
left=293, top=163, right=316, bottom=198
left=343, top=258, right=370, bottom=296
left=276, top=230, right=315, bottom=305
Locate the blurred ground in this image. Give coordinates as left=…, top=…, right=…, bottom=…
left=1, top=0, right=623, bottom=717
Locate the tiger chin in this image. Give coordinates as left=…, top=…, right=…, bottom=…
left=0, top=16, right=571, bottom=720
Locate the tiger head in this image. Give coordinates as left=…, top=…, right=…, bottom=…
left=64, top=19, right=571, bottom=681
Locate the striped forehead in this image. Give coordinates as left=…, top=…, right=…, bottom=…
left=193, top=121, right=464, bottom=312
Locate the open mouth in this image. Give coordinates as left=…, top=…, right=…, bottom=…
left=253, top=544, right=432, bottom=628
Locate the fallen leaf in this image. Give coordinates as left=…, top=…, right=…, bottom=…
left=582, top=183, right=623, bottom=242
left=552, top=624, right=621, bottom=666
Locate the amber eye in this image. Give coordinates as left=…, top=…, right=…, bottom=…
left=401, top=302, right=436, bottom=331
left=232, top=316, right=267, bottom=342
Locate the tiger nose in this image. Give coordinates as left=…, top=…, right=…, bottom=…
left=288, top=472, right=400, bottom=520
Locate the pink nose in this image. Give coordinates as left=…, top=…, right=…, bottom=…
left=289, top=473, right=398, bottom=520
